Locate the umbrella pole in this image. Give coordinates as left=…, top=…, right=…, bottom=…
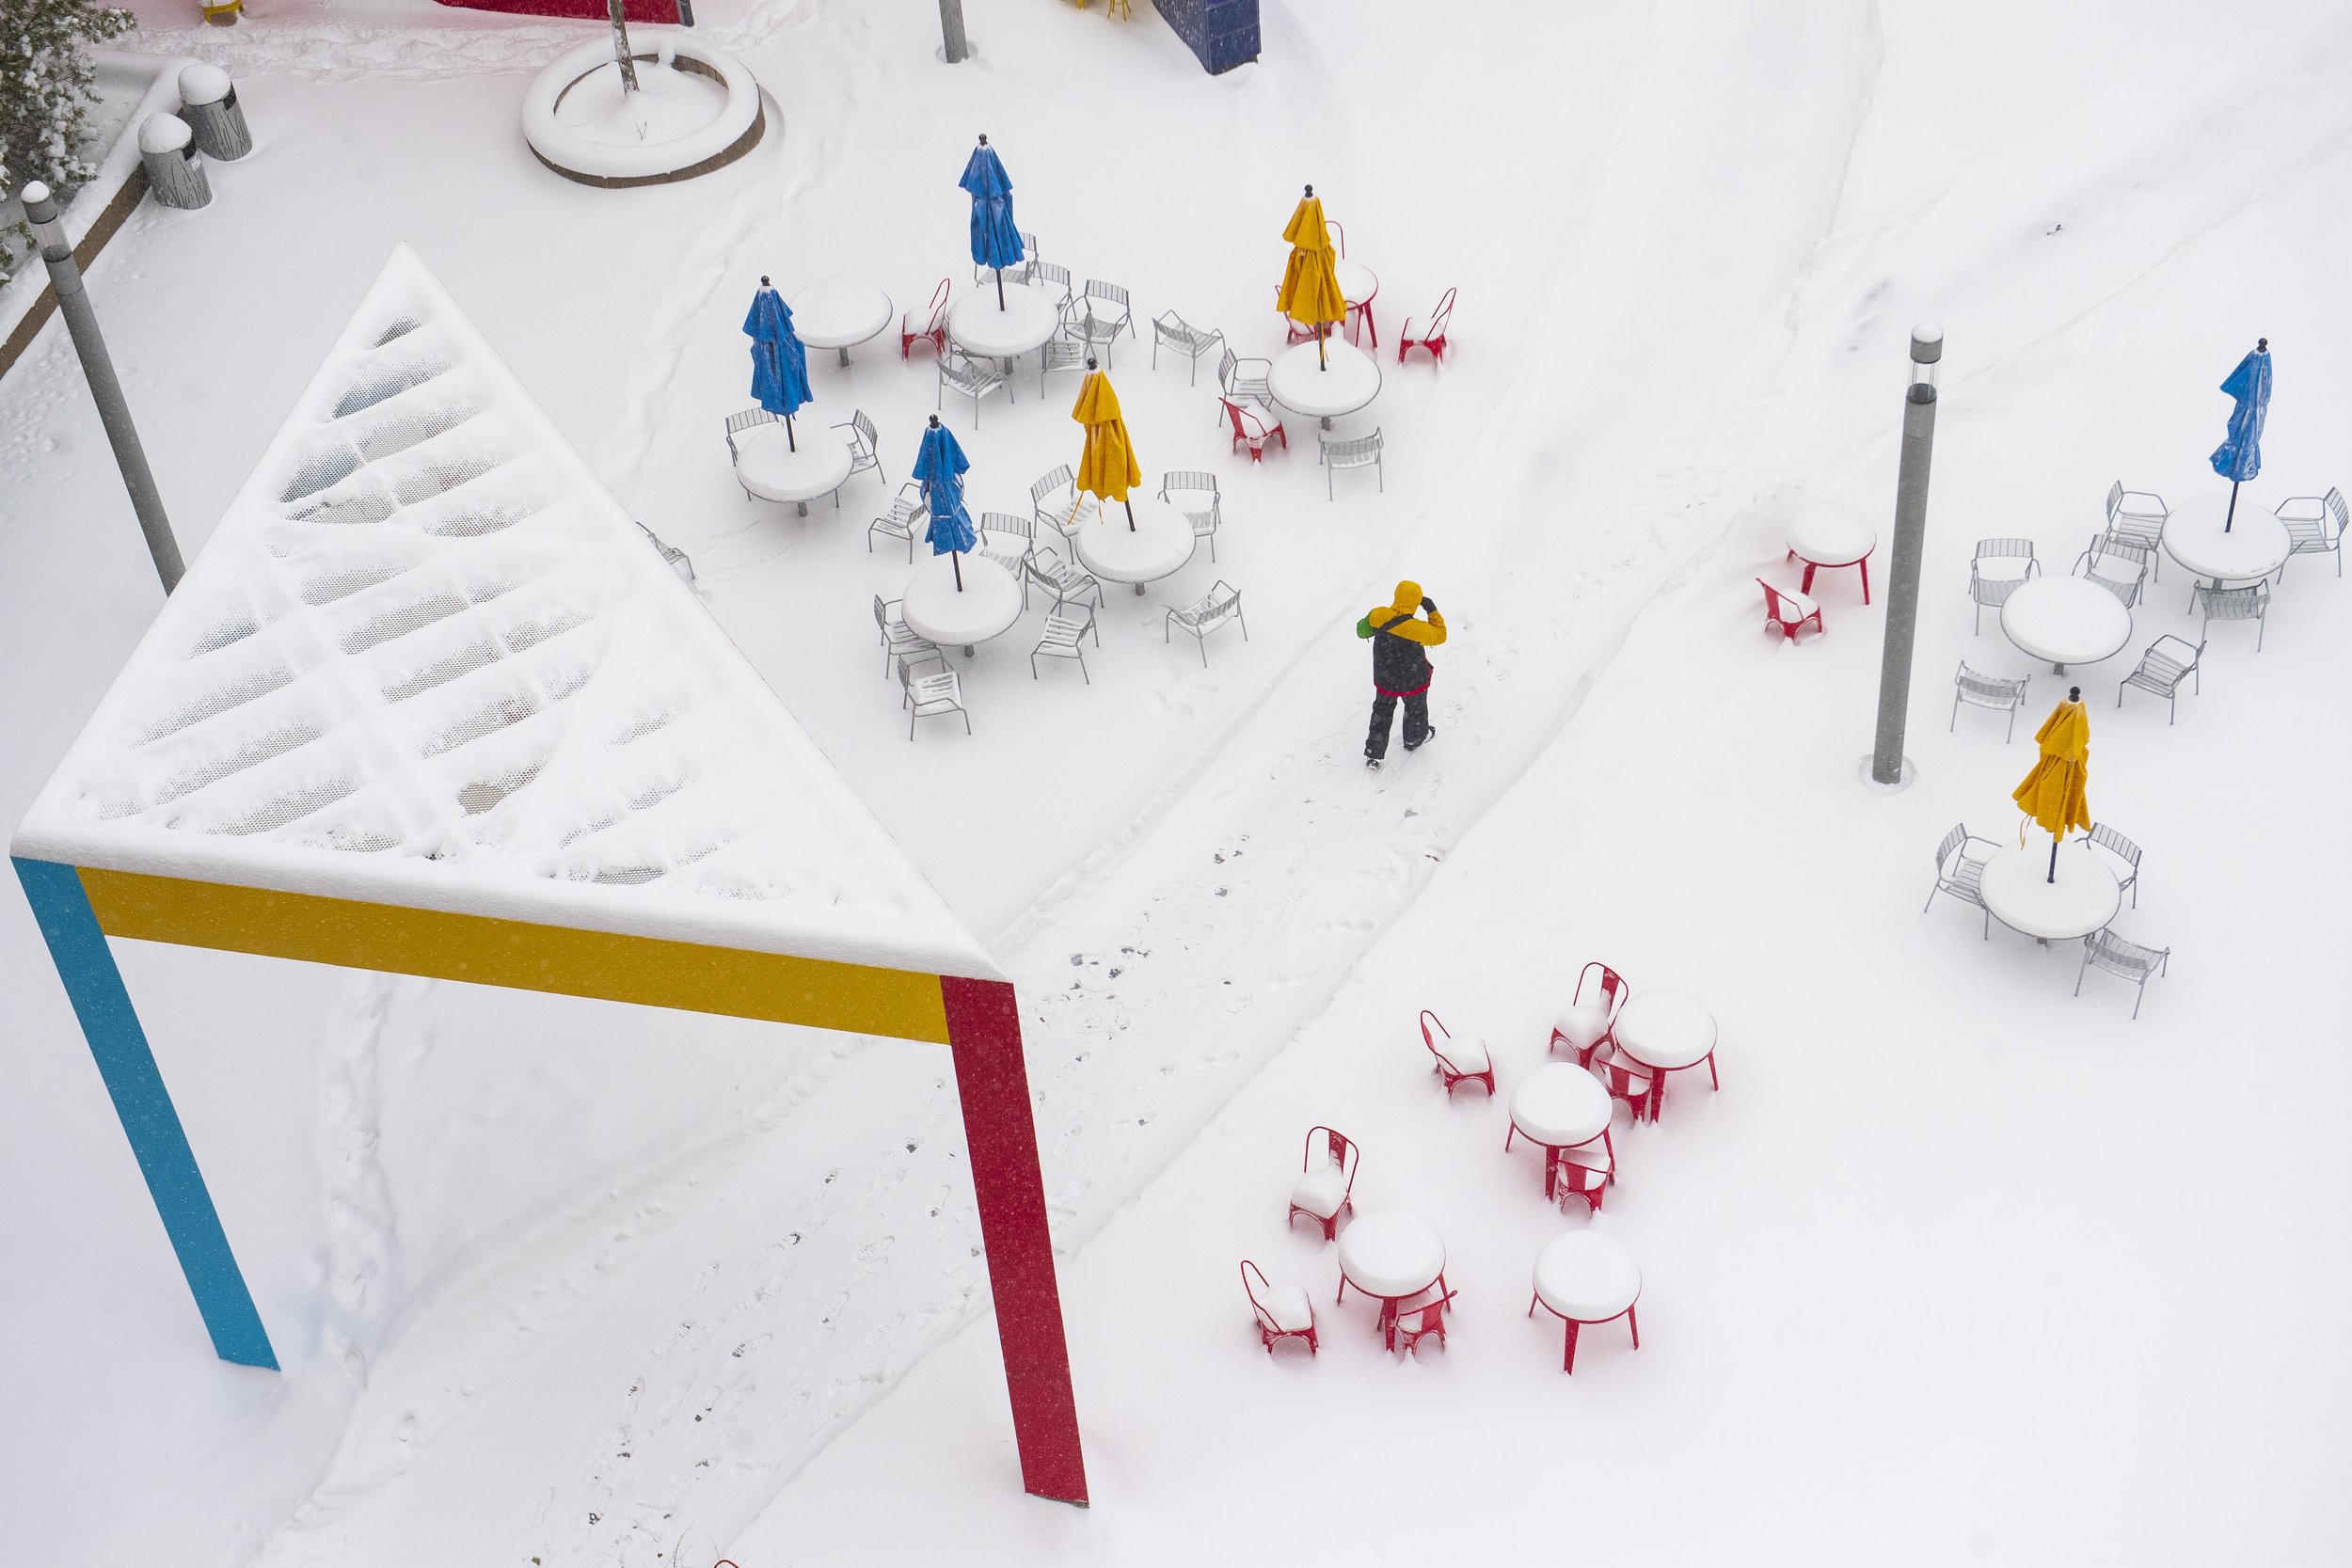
left=2224, top=479, right=2239, bottom=532
left=953, top=550, right=964, bottom=592
left=784, top=411, right=796, bottom=452
left=2047, top=837, right=2060, bottom=884
left=996, top=267, right=1006, bottom=310
left=1124, top=497, right=1136, bottom=532
left=1317, top=322, right=1327, bottom=372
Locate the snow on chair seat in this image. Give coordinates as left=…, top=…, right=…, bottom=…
left=1241, top=1260, right=1318, bottom=1355
left=1757, top=578, right=1823, bottom=641
left=1549, top=961, right=1629, bottom=1067
left=1421, top=1008, right=1493, bottom=1096
left=1287, top=1125, right=1359, bottom=1241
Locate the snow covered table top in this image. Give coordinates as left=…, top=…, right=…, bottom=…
left=900, top=555, right=1022, bottom=649
left=1533, top=1231, right=1641, bottom=1322
left=2163, top=495, right=2291, bottom=583
left=1336, top=1210, right=1445, bottom=1301
left=1979, top=845, right=2120, bottom=942
left=1786, top=500, right=1878, bottom=567
left=1613, top=990, right=1716, bottom=1070
left=733, top=418, right=854, bottom=504
left=790, top=277, right=894, bottom=351
left=2000, top=576, right=2132, bottom=671
left=948, top=284, right=1060, bottom=359
left=9, top=246, right=998, bottom=982
left=1268, top=340, right=1382, bottom=420
left=1510, top=1062, right=1613, bottom=1148
left=1073, top=499, right=1195, bottom=586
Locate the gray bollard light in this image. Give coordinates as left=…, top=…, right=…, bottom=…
left=139, top=113, right=211, bottom=210
left=178, top=64, right=253, bottom=160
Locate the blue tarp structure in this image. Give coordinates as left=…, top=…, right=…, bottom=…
left=744, top=280, right=812, bottom=437
left=960, top=139, right=1025, bottom=306
left=2210, top=342, right=2272, bottom=483
left=914, top=420, right=977, bottom=561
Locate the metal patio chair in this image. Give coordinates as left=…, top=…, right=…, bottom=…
left=1951, top=661, right=2031, bottom=740
left=1030, top=464, right=1094, bottom=548
left=723, top=407, right=777, bottom=499
left=1151, top=311, right=1223, bottom=384
left=937, top=349, right=1008, bottom=426
left=2076, top=927, right=2169, bottom=1019
left=1969, top=538, right=2040, bottom=632
left=833, top=409, right=882, bottom=488
left=1026, top=259, right=1073, bottom=308
left=2194, top=579, right=2270, bottom=651
left=2117, top=636, right=2201, bottom=722
left=1320, top=429, right=1384, bottom=499
left=1166, top=580, right=1247, bottom=666
left=1160, top=469, right=1223, bottom=562
left=873, top=594, right=940, bottom=682
left=1022, top=546, right=1104, bottom=615
left=866, top=481, right=928, bottom=561
left=2103, top=481, right=2169, bottom=574
left=2080, top=823, right=2143, bottom=908
left=1925, top=822, right=1998, bottom=938
left=976, top=512, right=1036, bottom=574
left=2274, top=486, right=2346, bottom=578
left=1074, top=279, right=1134, bottom=359
left=1216, top=345, right=1274, bottom=412
left=2074, top=533, right=2151, bottom=608
left=901, top=659, right=969, bottom=739
left=1030, top=608, right=1098, bottom=683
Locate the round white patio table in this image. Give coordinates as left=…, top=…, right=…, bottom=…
left=948, top=282, right=1059, bottom=382
left=2162, top=493, right=2291, bottom=587
left=1335, top=1209, right=1447, bottom=1320
left=733, top=417, right=853, bottom=517
left=1530, top=1231, right=1642, bottom=1373
left=1335, top=258, right=1379, bottom=344
left=1508, top=1063, right=1615, bottom=1204
left=1612, top=989, right=1718, bottom=1122
left=900, top=553, right=1022, bottom=657
left=1268, top=338, right=1381, bottom=430
left=791, top=277, right=893, bottom=367
left=1072, top=499, right=1194, bottom=594
left=1786, top=500, right=1878, bottom=603
left=1999, top=575, right=2132, bottom=673
left=1979, top=842, right=2120, bottom=944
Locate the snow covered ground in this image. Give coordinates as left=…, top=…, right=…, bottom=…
left=4, top=0, right=2349, bottom=1563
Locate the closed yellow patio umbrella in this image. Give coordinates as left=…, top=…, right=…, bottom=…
left=1278, top=183, right=1347, bottom=370
left=1073, top=357, right=1142, bottom=531
left=2011, top=687, right=2091, bottom=882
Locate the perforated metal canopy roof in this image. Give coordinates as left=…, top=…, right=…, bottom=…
left=14, top=246, right=996, bottom=982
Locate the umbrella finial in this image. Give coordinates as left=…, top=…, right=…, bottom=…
left=1304, top=182, right=1313, bottom=197
left=759, top=275, right=771, bottom=286
left=929, top=413, right=941, bottom=427
left=1086, top=356, right=1098, bottom=371
left=2068, top=686, right=2081, bottom=702
left=2258, top=336, right=2269, bottom=352
left=977, top=132, right=988, bottom=146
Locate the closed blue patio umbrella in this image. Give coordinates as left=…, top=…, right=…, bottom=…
left=744, top=275, right=813, bottom=451
left=2210, top=336, right=2271, bottom=531
left=960, top=134, right=1025, bottom=310
left=913, top=414, right=978, bottom=590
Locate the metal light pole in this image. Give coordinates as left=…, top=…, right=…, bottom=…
left=1868, top=325, right=1942, bottom=787
left=21, top=181, right=184, bottom=594
left=938, top=0, right=969, bottom=62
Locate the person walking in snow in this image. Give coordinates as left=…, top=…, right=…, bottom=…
left=1358, top=578, right=1445, bottom=766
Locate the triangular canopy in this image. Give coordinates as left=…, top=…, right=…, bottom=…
left=12, top=246, right=997, bottom=985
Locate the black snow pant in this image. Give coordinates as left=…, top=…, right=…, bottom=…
left=1366, top=686, right=1430, bottom=761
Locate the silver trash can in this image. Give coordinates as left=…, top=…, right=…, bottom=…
left=139, top=113, right=211, bottom=210
left=178, top=64, right=253, bottom=160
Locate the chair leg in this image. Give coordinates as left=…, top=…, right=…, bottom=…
left=1563, top=1321, right=1580, bottom=1373
left=1627, top=1305, right=1640, bottom=1349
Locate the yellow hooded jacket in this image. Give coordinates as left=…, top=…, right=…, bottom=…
left=1356, top=579, right=1447, bottom=693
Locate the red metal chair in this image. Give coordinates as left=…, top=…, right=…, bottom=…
left=1388, top=1284, right=1454, bottom=1356
left=1549, top=961, right=1629, bottom=1067
left=1287, top=1125, right=1359, bottom=1241
left=1420, top=1009, right=1493, bottom=1096
left=1221, top=398, right=1288, bottom=463
left=900, top=277, right=949, bottom=360
left=1397, top=287, right=1454, bottom=366
left=1241, top=1260, right=1318, bottom=1356
left=1757, top=578, right=1824, bottom=641
left=1325, top=218, right=1346, bottom=258
left=1549, top=1148, right=1612, bottom=1215
left=1588, top=1045, right=1656, bottom=1124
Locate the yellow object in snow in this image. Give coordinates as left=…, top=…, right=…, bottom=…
left=2012, top=698, right=2092, bottom=843
left=1278, top=194, right=1347, bottom=328
left=1072, top=369, right=1141, bottom=504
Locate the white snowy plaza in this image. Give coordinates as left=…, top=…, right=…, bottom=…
left=5, top=1, right=2349, bottom=1563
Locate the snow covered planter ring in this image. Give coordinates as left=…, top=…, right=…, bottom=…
left=523, top=36, right=764, bottom=188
